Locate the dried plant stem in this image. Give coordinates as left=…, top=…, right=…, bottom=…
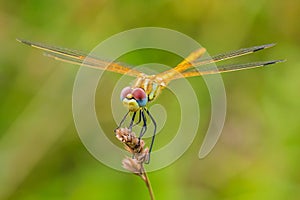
left=141, top=165, right=155, bottom=200
left=115, top=128, right=156, bottom=200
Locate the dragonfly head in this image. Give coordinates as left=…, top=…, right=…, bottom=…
left=120, top=87, right=148, bottom=112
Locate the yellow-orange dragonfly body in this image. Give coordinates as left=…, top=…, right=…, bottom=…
left=18, top=39, right=283, bottom=158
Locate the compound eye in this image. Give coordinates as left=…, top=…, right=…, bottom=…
left=132, top=88, right=147, bottom=100
left=120, top=87, right=132, bottom=100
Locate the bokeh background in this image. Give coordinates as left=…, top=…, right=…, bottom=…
left=1, top=0, right=299, bottom=199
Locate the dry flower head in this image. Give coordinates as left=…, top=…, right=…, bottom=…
left=115, top=128, right=154, bottom=199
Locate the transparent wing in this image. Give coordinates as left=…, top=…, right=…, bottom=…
left=158, top=43, right=281, bottom=81
left=17, top=39, right=144, bottom=77
left=170, top=60, right=285, bottom=80
left=191, top=43, right=276, bottom=67
left=156, top=48, right=206, bottom=81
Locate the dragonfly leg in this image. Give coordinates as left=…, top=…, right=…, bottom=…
left=128, top=111, right=137, bottom=131
left=138, top=109, right=148, bottom=139
left=135, top=109, right=148, bottom=162
left=114, top=110, right=130, bottom=132
left=145, top=109, right=157, bottom=164
left=132, top=109, right=142, bottom=127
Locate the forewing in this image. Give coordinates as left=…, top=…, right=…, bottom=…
left=17, top=39, right=143, bottom=77
left=170, top=60, right=284, bottom=80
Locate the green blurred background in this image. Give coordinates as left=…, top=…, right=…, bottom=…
left=1, top=0, right=299, bottom=199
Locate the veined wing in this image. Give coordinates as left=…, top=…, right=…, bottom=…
left=191, top=43, right=276, bottom=67
left=170, top=60, right=285, bottom=80
left=17, top=39, right=144, bottom=77
left=157, top=44, right=275, bottom=80
left=156, top=48, right=206, bottom=80
left=158, top=43, right=281, bottom=81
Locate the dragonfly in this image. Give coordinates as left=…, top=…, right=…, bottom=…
left=17, top=39, right=284, bottom=161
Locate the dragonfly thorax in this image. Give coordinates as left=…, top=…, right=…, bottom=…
left=120, top=75, right=166, bottom=112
